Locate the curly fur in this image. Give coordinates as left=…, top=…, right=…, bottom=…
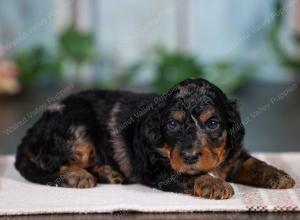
left=15, top=78, right=295, bottom=199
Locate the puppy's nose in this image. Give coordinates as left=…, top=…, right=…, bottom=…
left=181, top=151, right=200, bottom=165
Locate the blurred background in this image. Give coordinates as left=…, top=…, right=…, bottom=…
left=0, top=0, right=299, bottom=154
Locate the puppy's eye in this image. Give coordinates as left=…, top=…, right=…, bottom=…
left=167, top=120, right=179, bottom=131
left=206, top=119, right=220, bottom=131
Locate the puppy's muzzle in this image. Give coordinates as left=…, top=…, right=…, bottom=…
left=181, top=151, right=201, bottom=165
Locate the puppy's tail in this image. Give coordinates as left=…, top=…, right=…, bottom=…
left=15, top=148, right=62, bottom=186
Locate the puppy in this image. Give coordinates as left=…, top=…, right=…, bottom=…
left=15, top=78, right=295, bottom=199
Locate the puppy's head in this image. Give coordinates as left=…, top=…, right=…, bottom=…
left=153, top=78, right=244, bottom=174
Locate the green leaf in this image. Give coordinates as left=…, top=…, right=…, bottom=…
left=58, top=26, right=98, bottom=64
left=152, top=47, right=204, bottom=92
left=15, top=46, right=62, bottom=87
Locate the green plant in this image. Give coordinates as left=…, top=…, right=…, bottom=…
left=152, top=47, right=204, bottom=92
left=204, top=61, right=255, bottom=93
left=99, top=48, right=205, bottom=91
left=98, top=63, right=143, bottom=89
left=269, top=0, right=300, bottom=69
left=14, top=26, right=99, bottom=88
left=58, top=26, right=98, bottom=65
left=115, top=47, right=255, bottom=93
left=15, top=46, right=61, bottom=87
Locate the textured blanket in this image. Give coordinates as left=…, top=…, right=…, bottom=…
left=0, top=153, right=299, bottom=215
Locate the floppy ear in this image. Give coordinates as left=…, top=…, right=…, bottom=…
left=131, top=99, right=166, bottom=173
left=203, top=80, right=245, bottom=151
left=226, top=99, right=245, bottom=150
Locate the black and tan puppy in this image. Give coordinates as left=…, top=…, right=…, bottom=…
left=15, top=78, right=295, bottom=199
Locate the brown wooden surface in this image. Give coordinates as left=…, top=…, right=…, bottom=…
left=1, top=212, right=300, bottom=220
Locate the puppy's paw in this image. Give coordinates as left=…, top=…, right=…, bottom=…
left=95, top=165, right=125, bottom=184
left=263, top=169, right=295, bottom=189
left=193, top=175, right=234, bottom=200
left=61, top=166, right=97, bottom=188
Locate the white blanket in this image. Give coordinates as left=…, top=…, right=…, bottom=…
left=0, top=153, right=299, bottom=215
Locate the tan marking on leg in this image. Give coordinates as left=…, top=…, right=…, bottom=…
left=93, top=165, right=124, bottom=184
left=229, top=156, right=295, bottom=189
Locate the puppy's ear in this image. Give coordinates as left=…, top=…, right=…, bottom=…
left=132, top=100, right=165, bottom=169
left=226, top=99, right=245, bottom=150
left=134, top=101, right=164, bottom=146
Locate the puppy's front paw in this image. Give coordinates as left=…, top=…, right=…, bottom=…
left=99, top=165, right=125, bottom=184
left=193, top=175, right=234, bottom=200
left=94, top=165, right=125, bottom=184
left=262, top=168, right=295, bottom=189
left=60, top=166, right=97, bottom=188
